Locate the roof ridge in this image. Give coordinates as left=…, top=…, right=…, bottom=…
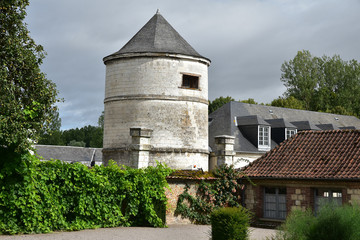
left=152, top=12, right=159, bottom=50
left=231, top=101, right=359, bottom=118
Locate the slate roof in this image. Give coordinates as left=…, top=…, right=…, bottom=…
left=209, top=102, right=360, bottom=153
left=242, top=130, right=360, bottom=180
left=265, top=119, right=297, bottom=128
left=237, top=115, right=270, bottom=126
left=34, top=145, right=102, bottom=164
left=104, top=11, right=209, bottom=62
left=291, top=121, right=321, bottom=131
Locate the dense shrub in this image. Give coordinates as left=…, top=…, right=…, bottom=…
left=175, top=164, right=246, bottom=224
left=0, top=151, right=172, bottom=234
left=210, top=207, right=252, bottom=240
left=273, top=204, right=360, bottom=240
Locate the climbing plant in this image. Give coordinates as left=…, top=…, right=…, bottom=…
left=174, top=164, right=247, bottom=224
left=0, top=151, right=172, bottom=234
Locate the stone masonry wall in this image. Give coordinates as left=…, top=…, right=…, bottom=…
left=244, top=183, right=256, bottom=212
left=347, top=188, right=360, bottom=204
left=165, top=179, right=200, bottom=224
left=103, top=56, right=209, bottom=170
left=287, top=187, right=313, bottom=212
left=104, top=57, right=208, bottom=100
left=104, top=100, right=208, bottom=150
left=245, top=180, right=359, bottom=220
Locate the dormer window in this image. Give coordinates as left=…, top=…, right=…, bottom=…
left=237, top=115, right=271, bottom=151
left=286, top=128, right=297, bottom=140
left=181, top=73, right=199, bottom=89
left=258, top=125, right=270, bottom=148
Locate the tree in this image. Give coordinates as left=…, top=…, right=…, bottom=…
left=90, top=127, right=103, bottom=148
left=38, top=107, right=64, bottom=145
left=281, top=50, right=320, bottom=110
left=240, top=98, right=258, bottom=104
left=270, top=96, right=305, bottom=110
left=281, top=50, right=360, bottom=116
left=98, top=111, right=104, bottom=129
left=209, top=96, right=234, bottom=114
left=68, top=140, right=86, bottom=147
left=92, top=111, right=104, bottom=148
left=0, top=0, right=58, bottom=152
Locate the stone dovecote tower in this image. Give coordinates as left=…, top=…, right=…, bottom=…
left=103, top=11, right=211, bottom=170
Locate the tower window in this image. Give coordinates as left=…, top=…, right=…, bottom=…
left=182, top=74, right=199, bottom=89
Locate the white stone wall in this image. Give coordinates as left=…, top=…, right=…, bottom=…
left=149, top=151, right=209, bottom=171
left=103, top=55, right=209, bottom=170
left=104, top=100, right=208, bottom=150
left=105, top=57, right=208, bottom=100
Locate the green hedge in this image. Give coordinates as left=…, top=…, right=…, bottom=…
left=0, top=150, right=172, bottom=234
left=210, top=207, right=252, bottom=240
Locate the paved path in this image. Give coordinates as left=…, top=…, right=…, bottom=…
left=0, top=225, right=277, bottom=240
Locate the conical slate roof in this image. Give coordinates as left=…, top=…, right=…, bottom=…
left=104, top=11, right=209, bottom=61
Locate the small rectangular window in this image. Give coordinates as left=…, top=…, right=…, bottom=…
left=182, top=74, right=199, bottom=89
left=314, top=189, right=343, bottom=214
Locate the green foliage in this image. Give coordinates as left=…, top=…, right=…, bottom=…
left=281, top=50, right=360, bottom=117
left=273, top=204, right=360, bottom=240
left=270, top=96, right=305, bottom=110
left=209, top=96, right=234, bottom=114
left=174, top=164, right=245, bottom=224
left=240, top=98, right=258, bottom=104
left=211, top=207, right=252, bottom=240
left=68, top=140, right=86, bottom=147
left=98, top=111, right=104, bottom=129
left=38, top=124, right=103, bottom=148
left=0, top=152, right=172, bottom=234
left=0, top=0, right=58, bottom=152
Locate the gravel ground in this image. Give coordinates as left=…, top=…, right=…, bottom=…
left=0, top=225, right=277, bottom=240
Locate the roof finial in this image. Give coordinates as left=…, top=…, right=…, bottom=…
left=156, top=9, right=160, bottom=14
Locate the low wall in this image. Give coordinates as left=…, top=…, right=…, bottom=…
left=165, top=177, right=216, bottom=224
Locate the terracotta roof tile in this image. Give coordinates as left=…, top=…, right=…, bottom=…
left=242, top=130, right=360, bottom=180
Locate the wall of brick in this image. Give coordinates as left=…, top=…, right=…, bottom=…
left=346, top=188, right=360, bottom=204
left=244, top=184, right=263, bottom=219
left=244, top=179, right=360, bottom=220
left=287, top=187, right=313, bottom=212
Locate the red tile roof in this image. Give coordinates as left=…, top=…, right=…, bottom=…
left=242, top=130, right=360, bottom=180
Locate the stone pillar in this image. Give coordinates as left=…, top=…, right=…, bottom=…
left=130, top=128, right=153, bottom=168
left=215, top=135, right=235, bottom=166
left=209, top=152, right=217, bottom=171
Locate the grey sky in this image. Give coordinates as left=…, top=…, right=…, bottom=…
left=25, top=0, right=360, bottom=130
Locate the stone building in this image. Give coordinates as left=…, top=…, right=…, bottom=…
left=102, top=11, right=211, bottom=170
left=242, top=130, right=360, bottom=221
left=209, top=101, right=360, bottom=169
left=34, top=145, right=102, bottom=166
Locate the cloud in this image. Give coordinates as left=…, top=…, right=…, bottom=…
left=25, top=0, right=360, bottom=129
